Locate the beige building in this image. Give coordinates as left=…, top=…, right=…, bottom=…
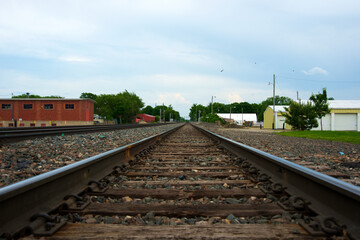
left=263, top=100, right=360, bottom=131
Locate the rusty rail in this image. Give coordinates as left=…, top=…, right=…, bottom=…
left=1, top=123, right=360, bottom=239
left=0, top=123, right=174, bottom=145
left=0, top=124, right=183, bottom=238
left=192, top=123, right=360, bottom=239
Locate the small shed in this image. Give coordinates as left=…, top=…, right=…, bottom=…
left=263, top=106, right=291, bottom=130
left=136, top=114, right=156, bottom=123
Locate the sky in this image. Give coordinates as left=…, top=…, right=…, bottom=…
left=0, top=1, right=359, bottom=118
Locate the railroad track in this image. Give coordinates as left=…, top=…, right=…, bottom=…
left=0, top=123, right=359, bottom=239
left=0, top=123, right=172, bottom=145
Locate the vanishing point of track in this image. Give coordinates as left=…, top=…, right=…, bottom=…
left=0, top=123, right=359, bottom=239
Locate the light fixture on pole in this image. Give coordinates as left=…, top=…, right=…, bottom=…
left=268, top=74, right=276, bottom=129
left=211, top=96, right=216, bottom=114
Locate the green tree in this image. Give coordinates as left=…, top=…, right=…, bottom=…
left=13, top=94, right=63, bottom=98
left=230, top=102, right=258, bottom=113
left=282, top=102, right=318, bottom=130
left=258, top=96, right=293, bottom=122
left=141, top=105, right=155, bottom=115
left=309, top=88, right=331, bottom=131
left=118, top=90, right=144, bottom=123
left=141, top=104, right=181, bottom=121
left=163, top=105, right=180, bottom=121
left=189, top=104, right=207, bottom=121
left=80, top=92, right=98, bottom=101
left=81, top=91, right=144, bottom=123
left=95, top=94, right=117, bottom=120
left=152, top=105, right=167, bottom=121
left=201, top=113, right=224, bottom=123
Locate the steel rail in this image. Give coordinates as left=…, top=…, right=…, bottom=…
left=0, top=123, right=184, bottom=238
left=0, top=123, right=173, bottom=145
left=0, top=123, right=173, bottom=134
left=192, top=124, right=360, bottom=239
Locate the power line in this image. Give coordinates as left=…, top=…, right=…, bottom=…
left=277, top=75, right=359, bottom=83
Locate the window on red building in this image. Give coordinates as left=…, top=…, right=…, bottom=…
left=65, top=104, right=74, bottom=109
left=24, top=104, right=33, bottom=110
left=44, top=104, right=53, bottom=109
left=1, top=104, right=11, bottom=109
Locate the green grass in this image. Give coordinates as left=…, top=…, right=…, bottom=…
left=275, top=131, right=360, bottom=145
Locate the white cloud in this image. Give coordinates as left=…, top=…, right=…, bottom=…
left=58, top=56, right=93, bottom=63
left=156, top=93, right=191, bottom=105
left=226, top=93, right=244, bottom=103
left=302, top=67, right=329, bottom=75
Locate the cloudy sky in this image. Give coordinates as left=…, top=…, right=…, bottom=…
left=0, top=1, right=359, bottom=118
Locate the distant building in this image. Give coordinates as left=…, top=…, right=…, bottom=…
left=263, top=105, right=292, bottom=130
left=217, top=113, right=257, bottom=125
left=136, top=114, right=155, bottom=123
left=263, top=100, right=360, bottom=131
left=0, top=98, right=95, bottom=127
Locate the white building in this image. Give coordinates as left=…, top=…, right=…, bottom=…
left=217, top=113, right=257, bottom=125
left=264, top=100, right=360, bottom=131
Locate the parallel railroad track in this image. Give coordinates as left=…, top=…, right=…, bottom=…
left=0, top=123, right=359, bottom=239
left=0, top=123, right=172, bottom=145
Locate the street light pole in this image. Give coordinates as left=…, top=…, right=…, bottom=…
left=272, top=74, right=276, bottom=129
left=211, top=96, right=216, bottom=114
left=229, top=104, right=232, bottom=122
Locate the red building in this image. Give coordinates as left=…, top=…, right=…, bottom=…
left=0, top=98, right=95, bottom=127
left=136, top=114, right=156, bottom=123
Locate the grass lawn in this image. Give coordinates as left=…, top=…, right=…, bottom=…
left=275, top=131, right=360, bottom=145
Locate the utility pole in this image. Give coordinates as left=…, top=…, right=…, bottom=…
left=272, top=74, right=275, bottom=130
left=198, top=110, right=201, bottom=123
left=297, top=91, right=301, bottom=103
left=229, top=105, right=232, bottom=122
left=211, top=96, right=216, bottom=114
left=159, top=109, right=162, bottom=123
left=242, top=107, right=244, bottom=125
left=162, top=103, right=165, bottom=122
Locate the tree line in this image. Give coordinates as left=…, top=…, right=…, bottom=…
left=190, top=88, right=332, bottom=131
left=12, top=94, right=63, bottom=99
left=80, top=91, right=182, bottom=123
left=80, top=91, right=145, bottom=123
left=189, top=96, right=293, bottom=122
left=13, top=87, right=331, bottom=130
left=140, top=105, right=182, bottom=122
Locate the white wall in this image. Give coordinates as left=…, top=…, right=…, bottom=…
left=313, top=114, right=331, bottom=130
left=276, top=115, right=286, bottom=129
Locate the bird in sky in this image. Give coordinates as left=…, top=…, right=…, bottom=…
left=220, top=69, right=224, bottom=72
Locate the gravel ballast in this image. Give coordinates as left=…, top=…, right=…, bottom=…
left=198, top=123, right=360, bottom=186
left=1, top=122, right=359, bottom=188
left=0, top=124, right=183, bottom=188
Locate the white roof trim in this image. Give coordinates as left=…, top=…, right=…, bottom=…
left=269, top=100, right=360, bottom=112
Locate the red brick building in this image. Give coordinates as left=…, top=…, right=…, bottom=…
left=136, top=114, right=156, bottom=123
left=0, top=98, right=95, bottom=127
